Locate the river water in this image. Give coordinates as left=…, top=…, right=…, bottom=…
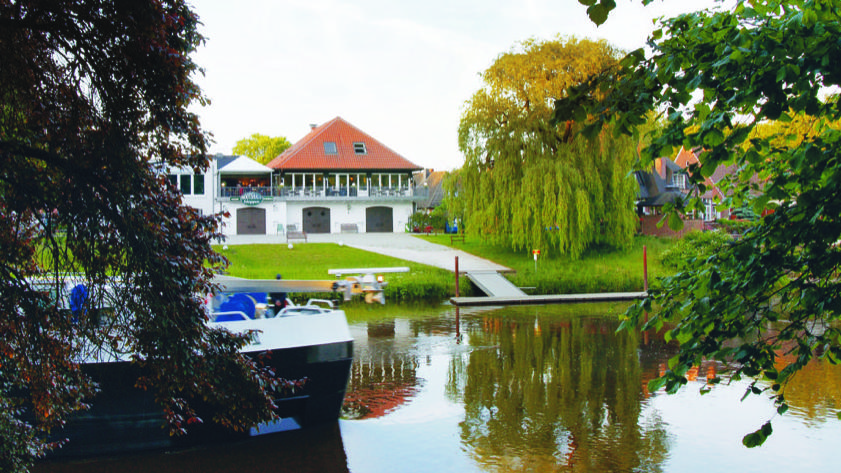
left=36, top=303, right=841, bottom=472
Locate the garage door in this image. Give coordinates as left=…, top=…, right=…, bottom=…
left=236, top=207, right=266, bottom=235
left=366, top=206, right=393, bottom=233
left=303, top=207, right=331, bottom=234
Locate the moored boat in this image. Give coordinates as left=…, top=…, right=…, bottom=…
left=46, top=272, right=392, bottom=458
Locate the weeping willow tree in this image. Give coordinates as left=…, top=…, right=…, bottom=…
left=454, top=36, right=639, bottom=258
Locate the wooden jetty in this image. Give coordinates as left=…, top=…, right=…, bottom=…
left=449, top=246, right=651, bottom=307
left=450, top=291, right=647, bottom=307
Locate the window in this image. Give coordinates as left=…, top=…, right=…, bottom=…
left=180, top=174, right=191, bottom=195
left=324, top=141, right=337, bottom=154
left=670, top=173, right=688, bottom=190
left=168, top=174, right=177, bottom=188
left=353, top=142, right=367, bottom=154
left=193, top=174, right=205, bottom=195
left=703, top=198, right=717, bottom=222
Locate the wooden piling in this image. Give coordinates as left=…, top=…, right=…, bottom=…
left=455, top=256, right=459, bottom=297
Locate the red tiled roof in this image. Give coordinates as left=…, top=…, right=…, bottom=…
left=266, top=117, right=423, bottom=172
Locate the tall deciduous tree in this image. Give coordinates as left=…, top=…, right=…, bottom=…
left=455, top=37, right=639, bottom=258
left=0, top=2, right=278, bottom=469
left=558, top=0, right=841, bottom=446
left=233, top=133, right=291, bottom=164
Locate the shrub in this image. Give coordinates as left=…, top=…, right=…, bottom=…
left=715, top=218, right=757, bottom=235
left=658, top=230, right=733, bottom=270
left=406, top=211, right=431, bottom=232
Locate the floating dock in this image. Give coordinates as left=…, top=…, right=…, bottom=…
left=451, top=270, right=646, bottom=307
left=450, top=291, right=647, bottom=307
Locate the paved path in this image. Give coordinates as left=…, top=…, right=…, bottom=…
left=220, top=232, right=511, bottom=274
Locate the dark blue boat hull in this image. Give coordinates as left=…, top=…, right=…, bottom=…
left=50, top=339, right=353, bottom=458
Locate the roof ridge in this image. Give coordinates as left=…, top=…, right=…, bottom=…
left=267, top=116, right=423, bottom=171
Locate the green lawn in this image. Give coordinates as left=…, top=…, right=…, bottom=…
left=214, top=234, right=676, bottom=302
left=213, top=242, right=456, bottom=302
left=416, top=234, right=675, bottom=294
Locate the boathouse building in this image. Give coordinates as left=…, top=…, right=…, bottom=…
left=167, top=117, right=426, bottom=236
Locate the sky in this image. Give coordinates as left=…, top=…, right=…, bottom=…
left=190, top=0, right=725, bottom=172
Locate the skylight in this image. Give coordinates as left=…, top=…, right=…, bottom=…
left=324, top=141, right=337, bottom=154
left=353, top=142, right=367, bottom=155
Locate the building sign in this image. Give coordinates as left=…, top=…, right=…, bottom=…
left=238, top=191, right=263, bottom=206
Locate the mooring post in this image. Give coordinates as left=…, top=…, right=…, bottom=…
left=643, top=245, right=649, bottom=343
left=455, top=256, right=459, bottom=297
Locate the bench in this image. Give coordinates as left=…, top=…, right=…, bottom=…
left=340, top=223, right=359, bottom=233
left=450, top=233, right=465, bottom=244
left=287, top=231, right=307, bottom=243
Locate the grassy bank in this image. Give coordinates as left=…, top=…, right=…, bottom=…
left=419, top=235, right=675, bottom=295
left=212, top=243, right=459, bottom=303
left=215, top=235, right=675, bottom=303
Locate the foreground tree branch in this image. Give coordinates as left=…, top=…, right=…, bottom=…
left=0, top=2, right=279, bottom=470
left=561, top=0, right=841, bottom=446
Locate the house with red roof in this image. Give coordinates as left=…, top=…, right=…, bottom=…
left=167, top=117, right=426, bottom=237
left=265, top=117, right=424, bottom=234
left=673, top=147, right=734, bottom=221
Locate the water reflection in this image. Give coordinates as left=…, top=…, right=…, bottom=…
left=342, top=321, right=422, bottom=419
left=455, top=310, right=668, bottom=471
left=342, top=304, right=841, bottom=473
left=35, top=422, right=348, bottom=473
left=35, top=304, right=841, bottom=473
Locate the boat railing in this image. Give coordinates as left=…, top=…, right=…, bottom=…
left=211, top=311, right=251, bottom=322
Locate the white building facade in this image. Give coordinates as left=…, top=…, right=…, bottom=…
left=167, top=117, right=426, bottom=236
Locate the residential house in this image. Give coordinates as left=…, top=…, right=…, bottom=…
left=265, top=117, right=424, bottom=234
left=634, top=157, right=688, bottom=217
left=673, top=147, right=734, bottom=221
left=634, top=155, right=706, bottom=237
left=413, top=169, right=446, bottom=213
left=166, top=117, right=426, bottom=237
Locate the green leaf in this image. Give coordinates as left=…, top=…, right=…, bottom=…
left=648, top=376, right=667, bottom=393
left=742, top=421, right=773, bottom=448
left=587, top=4, right=610, bottom=26
left=667, top=212, right=684, bottom=231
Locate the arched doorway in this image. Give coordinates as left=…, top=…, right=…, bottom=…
left=303, top=207, right=331, bottom=233
left=236, top=207, right=266, bottom=235
left=366, top=206, right=393, bottom=233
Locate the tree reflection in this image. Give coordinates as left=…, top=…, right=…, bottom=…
left=456, top=308, right=669, bottom=472
left=773, top=345, right=841, bottom=425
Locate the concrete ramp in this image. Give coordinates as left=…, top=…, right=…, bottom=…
left=466, top=271, right=527, bottom=297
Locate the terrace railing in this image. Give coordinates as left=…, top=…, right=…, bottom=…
left=219, top=185, right=429, bottom=201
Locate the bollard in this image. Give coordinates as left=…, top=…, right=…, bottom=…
left=643, top=245, right=649, bottom=341
left=455, top=256, right=459, bottom=297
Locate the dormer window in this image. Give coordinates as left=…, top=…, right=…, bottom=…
left=324, top=141, right=337, bottom=154
left=670, top=173, right=688, bottom=190
left=353, top=142, right=367, bottom=155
